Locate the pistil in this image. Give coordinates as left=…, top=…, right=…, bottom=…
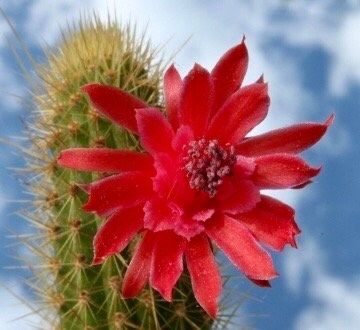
left=183, top=139, right=236, bottom=197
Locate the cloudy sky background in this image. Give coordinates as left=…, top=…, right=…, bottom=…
left=0, top=0, right=359, bottom=329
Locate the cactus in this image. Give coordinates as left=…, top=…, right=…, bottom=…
left=23, top=15, right=216, bottom=329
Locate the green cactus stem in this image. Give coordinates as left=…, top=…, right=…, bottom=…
left=23, top=15, right=216, bottom=329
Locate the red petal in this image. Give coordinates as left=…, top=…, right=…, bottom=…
left=83, top=172, right=152, bottom=217
left=171, top=173, right=199, bottom=209
left=164, top=64, right=182, bottom=129
left=171, top=125, right=194, bottom=153
left=211, top=39, right=249, bottom=111
left=58, top=148, right=154, bottom=174
left=136, top=108, right=175, bottom=155
left=207, top=82, right=270, bottom=144
left=236, top=195, right=300, bottom=251
left=122, top=231, right=155, bottom=298
left=253, top=154, right=321, bottom=189
left=82, top=84, right=148, bottom=133
left=93, top=207, right=144, bottom=264
left=291, top=180, right=313, bottom=189
left=150, top=231, right=186, bottom=301
left=236, top=114, right=334, bottom=156
left=217, top=179, right=260, bottom=215
left=248, top=278, right=271, bottom=287
left=256, top=74, right=265, bottom=84
left=206, top=215, right=277, bottom=280
left=152, top=153, right=197, bottom=208
left=185, top=234, right=222, bottom=319
left=143, top=199, right=181, bottom=232
left=233, top=155, right=256, bottom=178
left=179, top=64, right=214, bottom=137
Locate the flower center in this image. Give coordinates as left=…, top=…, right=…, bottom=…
left=183, top=139, right=236, bottom=197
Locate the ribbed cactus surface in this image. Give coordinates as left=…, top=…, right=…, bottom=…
left=25, top=16, right=213, bottom=329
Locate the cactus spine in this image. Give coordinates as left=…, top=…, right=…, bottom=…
left=25, top=16, right=214, bottom=329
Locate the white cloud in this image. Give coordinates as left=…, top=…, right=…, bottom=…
left=317, top=120, right=350, bottom=156
left=266, top=0, right=360, bottom=97
left=329, top=10, right=360, bottom=96
left=0, top=0, right=108, bottom=113
left=25, top=0, right=102, bottom=44
left=295, top=277, right=360, bottom=330
left=0, top=282, right=43, bottom=330
left=284, top=238, right=360, bottom=330
left=284, top=238, right=324, bottom=294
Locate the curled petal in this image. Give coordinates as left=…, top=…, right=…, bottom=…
left=82, top=84, right=147, bottom=133
left=122, top=231, right=155, bottom=298
left=207, top=82, right=270, bottom=144
left=236, top=114, right=335, bottom=156
left=179, top=64, right=214, bottom=137
left=150, top=231, right=186, bottom=301
left=256, top=74, right=265, bottom=84
left=206, top=215, right=277, bottom=280
left=136, top=108, right=175, bottom=155
left=236, top=195, right=300, bottom=251
left=211, top=39, right=249, bottom=111
left=291, top=180, right=313, bottom=189
left=252, top=154, right=321, bottom=189
left=185, top=234, right=222, bottom=319
left=93, top=207, right=144, bottom=264
left=84, top=172, right=152, bottom=217
left=164, top=64, right=182, bottom=129
left=248, top=278, right=271, bottom=287
left=58, top=148, right=154, bottom=174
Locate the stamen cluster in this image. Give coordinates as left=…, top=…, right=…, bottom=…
left=183, top=139, right=236, bottom=197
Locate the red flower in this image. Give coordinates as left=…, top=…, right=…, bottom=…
left=58, top=40, right=333, bottom=318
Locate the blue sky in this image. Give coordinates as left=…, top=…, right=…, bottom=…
left=0, top=1, right=359, bottom=329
